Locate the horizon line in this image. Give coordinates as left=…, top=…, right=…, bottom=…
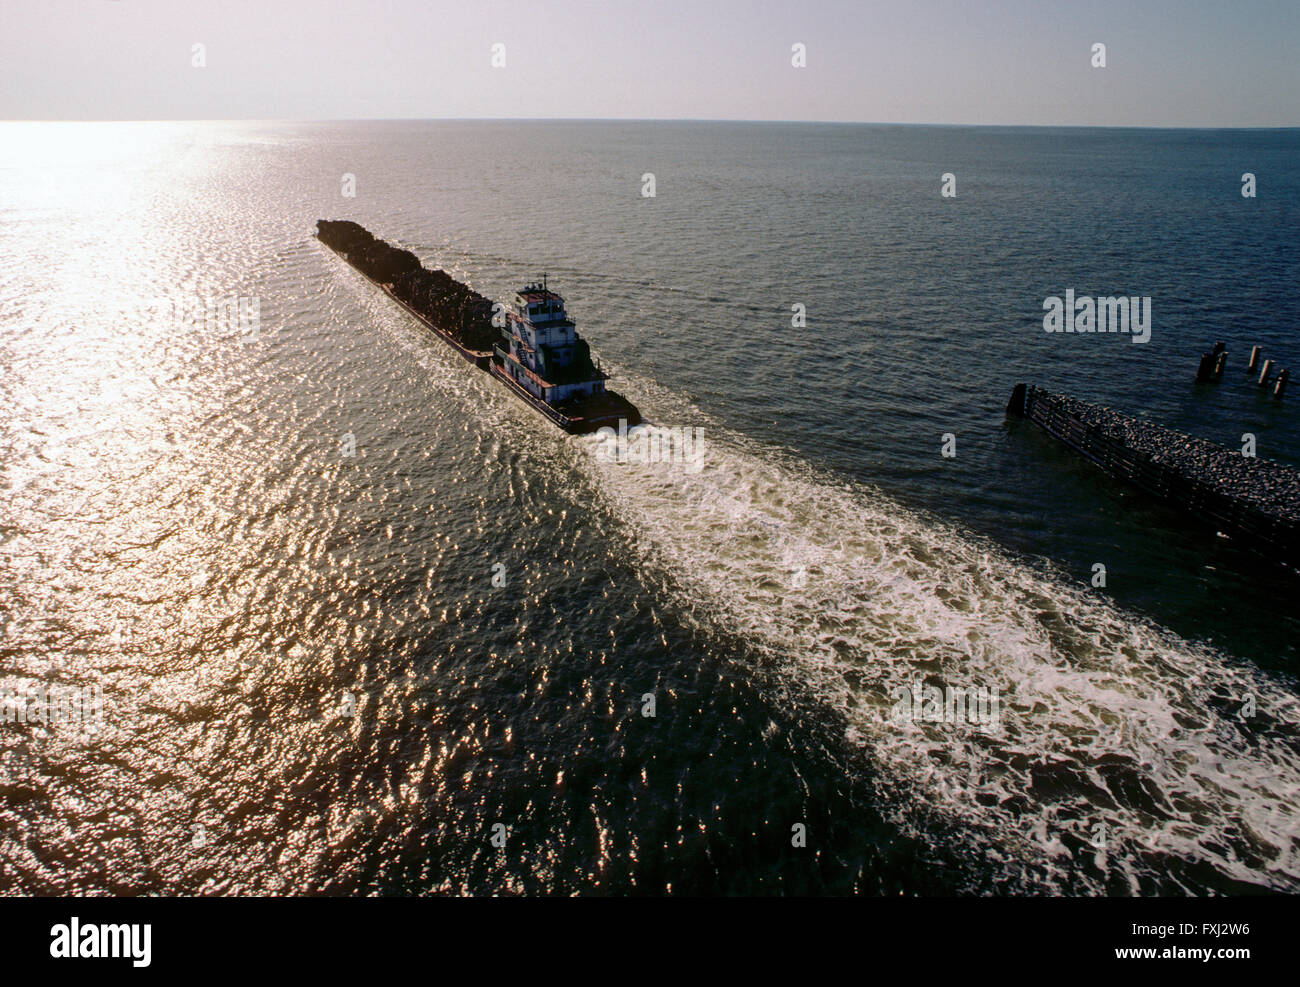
left=2, top=116, right=1297, bottom=131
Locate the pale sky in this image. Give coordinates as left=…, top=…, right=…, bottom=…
left=0, top=0, right=1296, bottom=126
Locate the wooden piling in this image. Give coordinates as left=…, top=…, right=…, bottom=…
left=1196, top=352, right=1216, bottom=382
left=1259, top=359, right=1274, bottom=387
left=1276, top=368, right=1289, bottom=399
left=1248, top=346, right=1262, bottom=373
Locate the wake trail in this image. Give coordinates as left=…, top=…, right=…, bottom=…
left=576, top=420, right=1300, bottom=894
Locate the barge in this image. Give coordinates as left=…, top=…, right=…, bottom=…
left=315, top=219, right=641, bottom=433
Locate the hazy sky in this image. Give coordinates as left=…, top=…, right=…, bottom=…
left=1, top=0, right=1296, bottom=126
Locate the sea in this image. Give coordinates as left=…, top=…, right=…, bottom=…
left=1, top=120, right=1297, bottom=895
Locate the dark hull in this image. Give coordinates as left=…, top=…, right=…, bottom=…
left=489, top=362, right=642, bottom=434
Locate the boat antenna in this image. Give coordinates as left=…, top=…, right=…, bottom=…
left=542, top=272, right=548, bottom=292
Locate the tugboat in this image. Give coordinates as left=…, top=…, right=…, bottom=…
left=491, top=277, right=641, bottom=434
left=314, top=220, right=641, bottom=435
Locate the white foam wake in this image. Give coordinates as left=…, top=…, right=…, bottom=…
left=577, top=420, right=1300, bottom=893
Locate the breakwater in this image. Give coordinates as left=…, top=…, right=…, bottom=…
left=1008, top=383, right=1300, bottom=567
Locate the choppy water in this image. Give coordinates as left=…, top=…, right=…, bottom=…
left=1, top=120, right=1298, bottom=895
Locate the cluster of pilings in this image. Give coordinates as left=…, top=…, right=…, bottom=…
left=1007, top=383, right=1300, bottom=566
left=1196, top=341, right=1288, bottom=398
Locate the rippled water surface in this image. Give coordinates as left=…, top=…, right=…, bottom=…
left=1, top=121, right=1298, bottom=894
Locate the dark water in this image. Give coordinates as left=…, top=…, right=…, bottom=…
left=1, top=121, right=1298, bottom=895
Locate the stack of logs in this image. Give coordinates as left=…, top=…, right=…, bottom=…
left=316, top=219, right=499, bottom=352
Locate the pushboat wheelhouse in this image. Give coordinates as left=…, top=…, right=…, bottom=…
left=490, top=277, right=640, bottom=433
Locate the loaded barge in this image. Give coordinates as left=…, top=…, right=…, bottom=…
left=315, top=220, right=641, bottom=433
left=1008, top=383, right=1300, bottom=567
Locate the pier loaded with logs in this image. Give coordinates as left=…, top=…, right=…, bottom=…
left=1006, top=383, right=1300, bottom=568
